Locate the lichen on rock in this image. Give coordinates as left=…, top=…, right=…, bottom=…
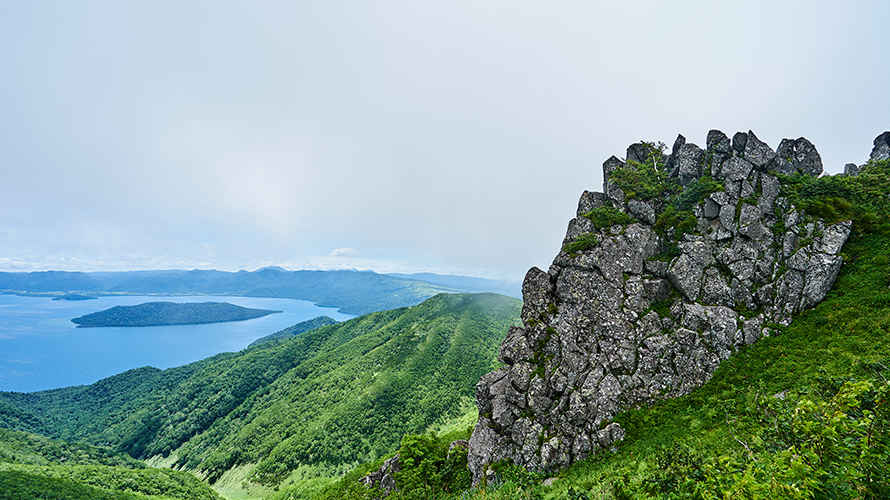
left=467, top=130, right=855, bottom=484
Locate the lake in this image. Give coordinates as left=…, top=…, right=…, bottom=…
left=0, top=294, right=355, bottom=393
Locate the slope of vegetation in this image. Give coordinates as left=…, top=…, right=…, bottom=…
left=0, top=428, right=222, bottom=500
left=0, top=464, right=224, bottom=500
left=248, top=316, right=339, bottom=348
left=0, top=427, right=144, bottom=468
left=0, top=293, right=521, bottom=495
left=71, top=301, right=282, bottom=327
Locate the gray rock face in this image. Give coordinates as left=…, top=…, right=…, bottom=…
left=732, top=132, right=748, bottom=155
left=360, top=454, right=402, bottom=497
left=773, top=137, right=823, bottom=176
left=665, top=134, right=686, bottom=176
left=872, top=131, right=890, bottom=162
left=468, top=130, right=853, bottom=484
left=675, top=143, right=706, bottom=186
left=743, top=131, right=776, bottom=169
left=627, top=143, right=650, bottom=164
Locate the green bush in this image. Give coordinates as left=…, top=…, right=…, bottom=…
left=563, top=233, right=599, bottom=256
left=581, top=206, right=634, bottom=230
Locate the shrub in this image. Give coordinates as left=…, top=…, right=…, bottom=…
left=563, top=234, right=598, bottom=256
left=581, top=207, right=634, bottom=230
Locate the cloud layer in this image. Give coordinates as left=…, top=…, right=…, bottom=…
left=2, top=1, right=888, bottom=279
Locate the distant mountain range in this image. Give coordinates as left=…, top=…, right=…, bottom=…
left=385, top=272, right=521, bottom=297
left=0, top=268, right=520, bottom=315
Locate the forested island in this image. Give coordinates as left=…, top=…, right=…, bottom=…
left=71, top=301, right=282, bottom=328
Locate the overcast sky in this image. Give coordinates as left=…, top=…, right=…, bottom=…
left=1, top=1, right=888, bottom=280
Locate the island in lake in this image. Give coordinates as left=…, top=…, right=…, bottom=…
left=71, top=301, right=283, bottom=328
left=53, top=293, right=98, bottom=301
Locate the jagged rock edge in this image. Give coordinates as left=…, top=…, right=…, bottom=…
left=467, top=129, right=862, bottom=484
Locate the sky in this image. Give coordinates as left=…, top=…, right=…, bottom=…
left=1, top=1, right=888, bottom=281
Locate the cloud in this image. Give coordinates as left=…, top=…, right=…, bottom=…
left=330, top=247, right=360, bottom=258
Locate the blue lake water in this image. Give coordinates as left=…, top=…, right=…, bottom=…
left=0, top=294, right=355, bottom=393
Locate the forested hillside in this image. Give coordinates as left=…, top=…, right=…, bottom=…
left=0, top=428, right=222, bottom=500
left=0, top=293, right=520, bottom=496
left=248, top=315, right=340, bottom=347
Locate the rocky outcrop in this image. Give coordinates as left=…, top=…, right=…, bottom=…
left=871, top=132, right=890, bottom=162
left=468, top=130, right=855, bottom=484
left=359, top=454, right=401, bottom=497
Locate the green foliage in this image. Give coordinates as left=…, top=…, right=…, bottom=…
left=563, top=233, right=599, bottom=256
left=651, top=176, right=722, bottom=242
left=582, top=207, right=634, bottom=230
left=309, top=426, right=474, bottom=500
left=248, top=315, right=339, bottom=347
left=652, top=205, right=696, bottom=239
left=646, top=297, right=676, bottom=319
left=394, top=433, right=471, bottom=498
left=565, top=205, right=636, bottom=257
left=0, top=428, right=221, bottom=499
left=0, top=428, right=144, bottom=469
left=610, top=143, right=676, bottom=202
left=0, top=463, right=224, bottom=500
left=673, top=176, right=724, bottom=212
left=612, top=378, right=890, bottom=499
left=780, top=159, right=890, bottom=237
left=0, top=470, right=146, bottom=500
left=490, top=460, right=545, bottom=489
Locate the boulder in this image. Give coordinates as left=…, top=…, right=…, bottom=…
left=626, top=143, right=650, bottom=164
left=773, top=137, right=822, bottom=176
left=743, top=131, right=776, bottom=169
left=706, top=129, right=732, bottom=169
left=675, top=143, right=706, bottom=186
left=732, top=131, right=748, bottom=155
left=665, top=134, right=686, bottom=176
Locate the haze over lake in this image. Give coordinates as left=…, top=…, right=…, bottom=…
left=0, top=294, right=354, bottom=393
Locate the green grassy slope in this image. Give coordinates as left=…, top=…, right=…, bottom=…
left=0, top=293, right=520, bottom=492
